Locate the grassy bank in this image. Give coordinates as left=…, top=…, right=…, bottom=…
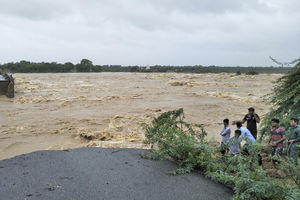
left=142, top=108, right=300, bottom=200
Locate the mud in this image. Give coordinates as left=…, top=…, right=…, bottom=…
left=0, top=73, right=282, bottom=160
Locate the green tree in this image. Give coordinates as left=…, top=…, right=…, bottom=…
left=260, top=60, right=300, bottom=141
left=80, top=59, right=93, bottom=72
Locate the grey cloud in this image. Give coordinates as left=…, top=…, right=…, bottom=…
left=142, top=0, right=269, bottom=14
left=61, top=0, right=277, bottom=33
left=0, top=0, right=299, bottom=66
left=0, top=0, right=72, bottom=20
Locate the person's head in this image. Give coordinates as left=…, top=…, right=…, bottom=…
left=236, top=121, right=242, bottom=129
left=223, top=118, right=229, bottom=126
left=290, top=118, right=299, bottom=127
left=248, top=107, right=255, bottom=115
left=271, top=118, right=280, bottom=127
left=235, top=129, right=242, bottom=137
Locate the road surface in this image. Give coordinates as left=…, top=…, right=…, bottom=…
left=0, top=148, right=233, bottom=200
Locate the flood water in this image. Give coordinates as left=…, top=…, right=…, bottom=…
left=0, top=72, right=282, bottom=160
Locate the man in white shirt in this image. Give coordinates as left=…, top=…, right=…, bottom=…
left=228, top=129, right=242, bottom=155
left=220, top=118, right=231, bottom=155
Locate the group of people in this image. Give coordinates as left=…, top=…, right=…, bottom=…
left=219, top=107, right=300, bottom=165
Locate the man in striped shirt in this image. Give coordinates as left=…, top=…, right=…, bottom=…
left=269, top=118, right=286, bottom=156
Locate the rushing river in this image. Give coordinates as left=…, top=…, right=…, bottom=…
left=0, top=72, right=282, bottom=160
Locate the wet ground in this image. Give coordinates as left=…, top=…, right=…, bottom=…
left=0, top=148, right=234, bottom=200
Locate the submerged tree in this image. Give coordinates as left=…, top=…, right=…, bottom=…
left=260, top=59, right=300, bottom=141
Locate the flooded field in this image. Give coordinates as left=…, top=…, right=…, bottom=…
left=0, top=73, right=282, bottom=160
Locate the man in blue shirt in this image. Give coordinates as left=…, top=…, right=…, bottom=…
left=236, top=121, right=256, bottom=143
left=236, top=122, right=261, bottom=164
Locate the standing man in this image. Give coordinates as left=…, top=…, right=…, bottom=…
left=220, top=118, right=231, bottom=155
left=242, top=107, right=260, bottom=139
left=269, top=118, right=286, bottom=156
left=288, top=118, right=300, bottom=165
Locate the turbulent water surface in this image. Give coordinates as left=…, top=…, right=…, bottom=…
left=0, top=72, right=281, bottom=160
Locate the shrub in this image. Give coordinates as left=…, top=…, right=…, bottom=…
left=142, top=108, right=212, bottom=174
left=246, top=71, right=259, bottom=75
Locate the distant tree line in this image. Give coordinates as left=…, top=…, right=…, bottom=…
left=0, top=59, right=291, bottom=74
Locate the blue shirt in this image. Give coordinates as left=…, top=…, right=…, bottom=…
left=220, top=126, right=231, bottom=143
left=240, top=127, right=256, bottom=143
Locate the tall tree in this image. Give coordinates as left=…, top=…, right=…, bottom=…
left=80, top=59, right=93, bottom=72
left=260, top=60, right=300, bottom=140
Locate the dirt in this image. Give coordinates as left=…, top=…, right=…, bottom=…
left=0, top=72, right=282, bottom=160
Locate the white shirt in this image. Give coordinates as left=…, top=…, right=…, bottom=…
left=228, top=136, right=242, bottom=154
left=220, top=126, right=231, bottom=143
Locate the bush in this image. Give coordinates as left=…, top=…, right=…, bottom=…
left=142, top=108, right=300, bottom=200
left=142, top=108, right=211, bottom=173
left=246, top=71, right=259, bottom=75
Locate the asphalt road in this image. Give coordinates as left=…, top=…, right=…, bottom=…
left=0, top=148, right=233, bottom=200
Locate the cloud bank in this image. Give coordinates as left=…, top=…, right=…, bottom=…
left=0, top=0, right=299, bottom=66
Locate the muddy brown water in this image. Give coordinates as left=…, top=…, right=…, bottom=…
left=0, top=72, right=282, bottom=160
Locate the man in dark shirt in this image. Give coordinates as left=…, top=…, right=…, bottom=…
left=242, top=107, right=260, bottom=139
left=288, top=118, right=300, bottom=165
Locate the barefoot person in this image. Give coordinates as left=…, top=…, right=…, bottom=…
left=288, top=118, right=300, bottom=165
left=269, top=118, right=286, bottom=156
left=220, top=119, right=231, bottom=155
left=242, top=107, right=260, bottom=139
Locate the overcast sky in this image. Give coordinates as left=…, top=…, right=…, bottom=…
left=0, top=0, right=299, bottom=66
